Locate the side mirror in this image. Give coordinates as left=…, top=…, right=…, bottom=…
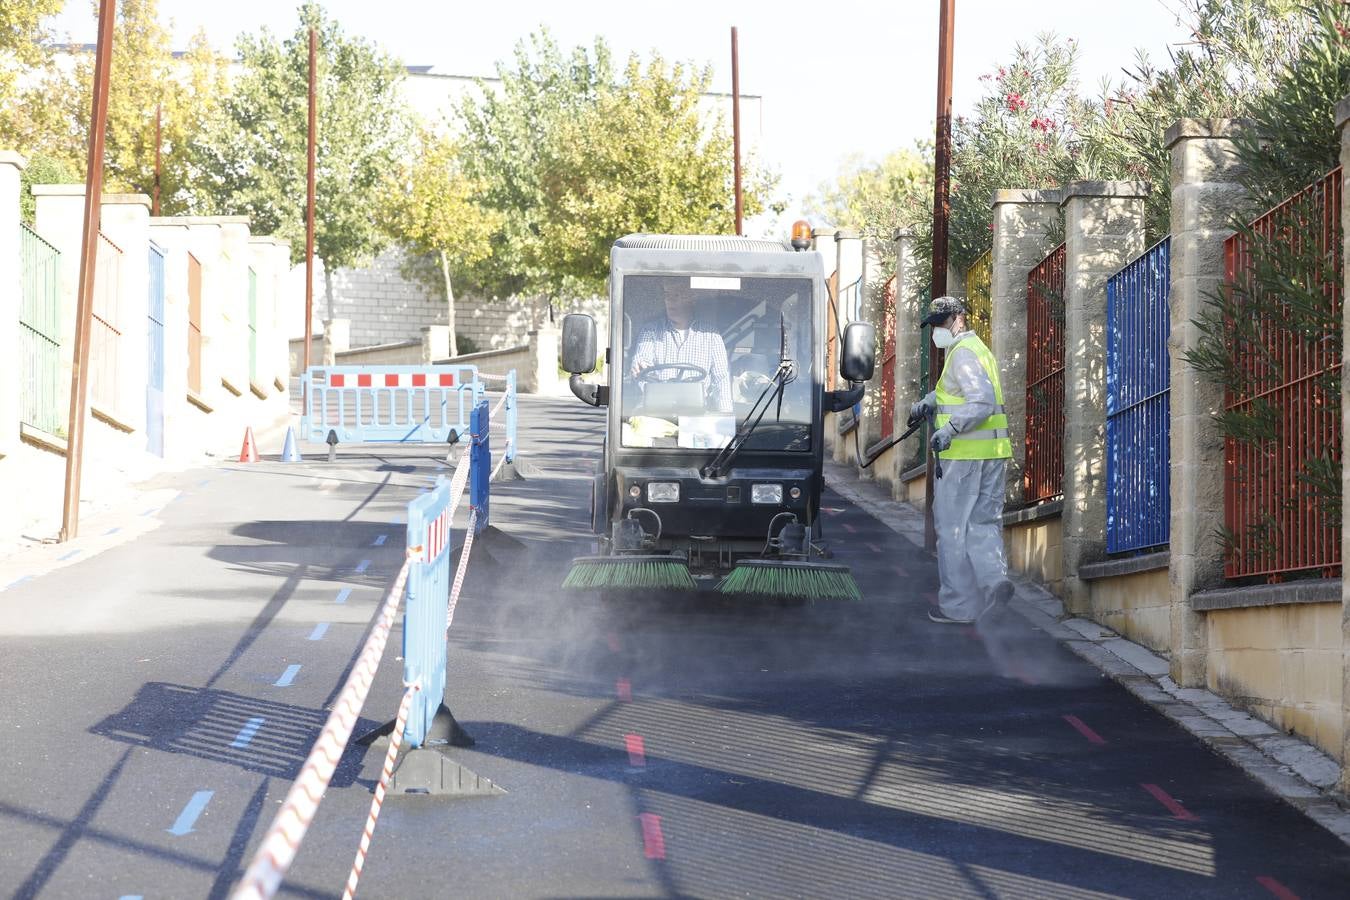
left=840, top=322, right=876, bottom=383
left=561, top=314, right=598, bottom=375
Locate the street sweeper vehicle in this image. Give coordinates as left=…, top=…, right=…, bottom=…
left=558, top=224, right=876, bottom=601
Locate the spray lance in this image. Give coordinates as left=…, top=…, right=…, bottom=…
left=855, top=404, right=943, bottom=478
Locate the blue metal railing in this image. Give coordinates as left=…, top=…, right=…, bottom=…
left=1105, top=237, right=1171, bottom=554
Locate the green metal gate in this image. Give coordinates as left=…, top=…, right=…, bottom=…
left=19, top=224, right=62, bottom=435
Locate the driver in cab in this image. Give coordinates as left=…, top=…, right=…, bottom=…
left=630, top=283, right=732, bottom=413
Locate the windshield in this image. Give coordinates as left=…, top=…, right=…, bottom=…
left=619, top=274, right=814, bottom=452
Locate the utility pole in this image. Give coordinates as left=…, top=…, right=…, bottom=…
left=152, top=102, right=162, bottom=217
left=731, top=26, right=743, bottom=237
left=925, top=0, right=955, bottom=553
left=304, top=25, right=317, bottom=373
left=60, top=0, right=116, bottom=542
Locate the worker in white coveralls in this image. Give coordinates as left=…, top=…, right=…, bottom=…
left=910, top=296, right=1017, bottom=624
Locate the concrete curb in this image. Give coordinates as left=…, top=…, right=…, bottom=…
left=822, top=460, right=1350, bottom=848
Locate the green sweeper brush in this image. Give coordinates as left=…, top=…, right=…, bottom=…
left=562, top=555, right=698, bottom=591
left=716, top=559, right=862, bottom=602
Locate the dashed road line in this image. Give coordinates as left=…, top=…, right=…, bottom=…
left=372, top=534, right=387, bottom=546
left=354, top=559, right=371, bottom=574
left=4, top=576, right=32, bottom=591
left=166, top=790, right=214, bottom=836
left=307, top=623, right=330, bottom=641
left=230, top=717, right=266, bottom=749
left=1141, top=783, right=1198, bottom=821
left=274, top=664, right=301, bottom=687
left=1063, top=714, right=1106, bottom=745
left=335, top=588, right=352, bottom=604
left=638, top=813, right=666, bottom=859
left=58, top=549, right=82, bottom=561
left=625, top=734, right=646, bottom=768
left=1256, top=875, right=1300, bottom=899
left=105, top=527, right=120, bottom=536
left=840, top=521, right=857, bottom=533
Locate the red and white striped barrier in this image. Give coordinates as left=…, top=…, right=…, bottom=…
left=231, top=554, right=415, bottom=900
left=342, top=681, right=419, bottom=900
left=327, top=372, right=459, bottom=388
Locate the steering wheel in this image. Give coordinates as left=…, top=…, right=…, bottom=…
left=635, top=363, right=708, bottom=384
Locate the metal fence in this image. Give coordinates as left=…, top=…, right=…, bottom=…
left=963, top=249, right=993, bottom=345
left=90, top=232, right=123, bottom=414
left=1024, top=243, right=1066, bottom=505
left=1222, top=168, right=1342, bottom=581
left=187, top=251, right=202, bottom=395
left=879, top=275, right=897, bottom=439
left=18, top=224, right=62, bottom=434
left=1106, top=237, right=1171, bottom=553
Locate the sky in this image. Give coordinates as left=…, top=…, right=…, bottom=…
left=52, top=0, right=1196, bottom=233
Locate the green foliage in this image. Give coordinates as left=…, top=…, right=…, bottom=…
left=194, top=2, right=410, bottom=274
left=804, top=146, right=933, bottom=275
left=18, top=150, right=71, bottom=225
left=459, top=30, right=776, bottom=299
left=0, top=0, right=62, bottom=115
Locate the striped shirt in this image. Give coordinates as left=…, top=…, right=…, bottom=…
left=631, top=318, right=732, bottom=412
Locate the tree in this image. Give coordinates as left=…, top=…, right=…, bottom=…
left=4, top=0, right=227, bottom=212
left=381, top=129, right=501, bottom=357
left=459, top=30, right=776, bottom=299
left=803, top=146, right=933, bottom=274
left=0, top=0, right=62, bottom=119
left=194, top=2, right=410, bottom=316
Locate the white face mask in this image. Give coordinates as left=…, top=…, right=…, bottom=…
left=932, top=326, right=957, bottom=349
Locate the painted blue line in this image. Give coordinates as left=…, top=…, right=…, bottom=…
left=229, top=716, right=266, bottom=749
left=4, top=576, right=31, bottom=591
left=354, top=559, right=370, bottom=574
left=119, top=895, right=144, bottom=900
left=198, top=479, right=210, bottom=487
left=274, top=664, right=301, bottom=687
left=140, top=508, right=157, bottom=517
left=166, top=790, right=213, bottom=836
left=335, top=588, right=352, bottom=604
left=372, top=534, right=387, bottom=547
left=105, top=527, right=120, bottom=536
left=307, top=623, right=330, bottom=641
left=58, top=549, right=81, bottom=561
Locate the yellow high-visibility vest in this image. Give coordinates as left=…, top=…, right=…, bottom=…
left=934, top=334, right=1013, bottom=460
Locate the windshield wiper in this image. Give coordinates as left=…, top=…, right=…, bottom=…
left=701, top=316, right=796, bottom=479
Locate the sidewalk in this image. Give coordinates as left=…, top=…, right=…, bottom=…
left=823, top=458, right=1350, bottom=848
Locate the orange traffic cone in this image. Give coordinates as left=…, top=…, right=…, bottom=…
left=239, top=426, right=259, bottom=463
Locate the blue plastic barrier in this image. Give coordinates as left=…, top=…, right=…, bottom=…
left=470, top=400, right=490, bottom=533
left=302, top=365, right=484, bottom=445
left=403, top=472, right=455, bottom=747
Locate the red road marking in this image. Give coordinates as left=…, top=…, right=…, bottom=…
left=1063, top=714, right=1106, bottom=745
left=625, top=734, right=646, bottom=767
left=1255, top=876, right=1300, bottom=900
left=924, top=591, right=939, bottom=607
left=841, top=522, right=857, bottom=533
left=892, top=566, right=909, bottom=578
left=638, top=813, right=665, bottom=859
left=1140, top=783, right=1198, bottom=820
left=616, top=678, right=632, bottom=702
left=866, top=542, right=882, bottom=553
left=606, top=632, right=622, bottom=653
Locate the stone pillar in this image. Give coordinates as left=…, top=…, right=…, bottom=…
left=99, top=195, right=151, bottom=430
left=1166, top=120, right=1248, bottom=687
left=891, top=229, right=923, bottom=488
left=528, top=326, right=560, bottom=394
left=1340, top=98, right=1350, bottom=791
left=0, top=153, right=24, bottom=460
left=323, top=318, right=350, bottom=364
left=833, top=230, right=863, bottom=464
left=990, top=189, right=1063, bottom=506
left=1059, top=181, right=1148, bottom=615
left=421, top=324, right=450, bottom=363
left=857, top=237, right=888, bottom=473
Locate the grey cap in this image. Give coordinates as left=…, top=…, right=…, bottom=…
left=920, top=295, right=968, bottom=327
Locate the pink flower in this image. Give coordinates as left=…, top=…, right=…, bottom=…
left=1006, top=92, right=1028, bottom=113
left=1035, top=142, right=1047, bottom=154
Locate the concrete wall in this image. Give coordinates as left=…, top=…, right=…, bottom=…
left=1089, top=569, right=1172, bottom=654
left=1005, top=514, right=1064, bottom=598
left=1207, top=603, right=1343, bottom=759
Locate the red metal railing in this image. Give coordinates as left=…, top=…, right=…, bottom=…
left=879, top=276, right=897, bottom=438
left=1222, top=168, right=1342, bottom=581
left=187, top=251, right=203, bottom=395
left=90, top=232, right=123, bottom=413
left=1024, top=243, right=1066, bottom=505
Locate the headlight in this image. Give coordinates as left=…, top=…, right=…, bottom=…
left=647, top=482, right=680, bottom=503
left=751, top=483, right=783, bottom=504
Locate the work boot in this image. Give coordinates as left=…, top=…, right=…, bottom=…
left=927, top=609, right=975, bottom=625
left=990, top=579, right=1015, bottom=607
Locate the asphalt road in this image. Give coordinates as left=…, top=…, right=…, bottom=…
left=3, top=394, right=1350, bottom=899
